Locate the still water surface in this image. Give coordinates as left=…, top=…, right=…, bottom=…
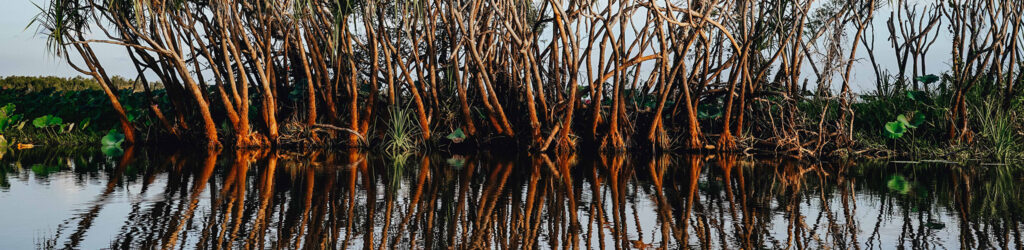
left=0, top=148, right=1021, bottom=249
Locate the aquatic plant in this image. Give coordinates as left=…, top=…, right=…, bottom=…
left=31, top=115, right=69, bottom=139
left=884, top=112, right=926, bottom=139
left=100, top=129, right=125, bottom=156
left=0, top=104, right=24, bottom=134
left=445, top=128, right=466, bottom=144
left=886, top=175, right=912, bottom=194
left=384, top=105, right=419, bottom=158
left=883, top=121, right=908, bottom=139
left=32, top=115, right=63, bottom=130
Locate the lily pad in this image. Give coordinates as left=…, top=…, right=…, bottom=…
left=914, top=74, right=940, bottom=84
left=896, top=113, right=923, bottom=129
left=101, top=145, right=124, bottom=157
left=884, top=121, right=906, bottom=139
left=101, top=130, right=126, bottom=157
left=31, top=117, right=44, bottom=128
left=446, top=128, right=466, bottom=143
left=897, top=114, right=912, bottom=128
left=446, top=156, right=466, bottom=169
left=101, top=130, right=125, bottom=147
left=887, top=175, right=912, bottom=194
left=32, top=115, right=63, bottom=128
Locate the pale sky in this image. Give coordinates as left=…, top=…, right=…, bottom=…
left=0, top=0, right=137, bottom=77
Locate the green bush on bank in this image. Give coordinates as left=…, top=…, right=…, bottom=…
left=0, top=76, right=139, bottom=91
left=0, top=76, right=163, bottom=146
left=847, top=73, right=1023, bottom=161
left=0, top=75, right=1019, bottom=161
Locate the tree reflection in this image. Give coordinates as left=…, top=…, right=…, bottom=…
left=3, top=149, right=1019, bottom=249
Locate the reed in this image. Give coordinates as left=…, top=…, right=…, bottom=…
left=976, top=98, right=1019, bottom=161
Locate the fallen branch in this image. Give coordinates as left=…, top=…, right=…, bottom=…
left=313, top=124, right=367, bottom=145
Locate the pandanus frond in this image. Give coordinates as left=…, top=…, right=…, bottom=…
left=104, top=0, right=150, bottom=29
left=31, top=0, right=89, bottom=56
left=328, top=0, right=362, bottom=52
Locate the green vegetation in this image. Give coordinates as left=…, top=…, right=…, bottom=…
left=0, top=77, right=160, bottom=147
left=0, top=104, right=23, bottom=133
left=100, top=129, right=126, bottom=156
left=11, top=0, right=1023, bottom=162
left=0, top=76, right=138, bottom=91
left=976, top=99, right=1019, bottom=161
left=382, top=105, right=420, bottom=162
left=846, top=71, right=1024, bottom=161
left=1, top=70, right=1021, bottom=161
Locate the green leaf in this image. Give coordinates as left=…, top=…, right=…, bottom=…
left=914, top=74, right=940, bottom=84
left=32, top=116, right=49, bottom=128
left=910, top=112, right=926, bottom=128
left=101, top=129, right=125, bottom=147
left=697, top=103, right=723, bottom=120
left=47, top=116, right=63, bottom=126
left=101, top=145, right=124, bottom=157
left=446, top=157, right=466, bottom=169
left=906, top=91, right=932, bottom=104
left=897, top=114, right=911, bottom=127
left=446, top=128, right=466, bottom=143
left=0, top=103, right=15, bottom=117
left=80, top=117, right=91, bottom=131
left=31, top=115, right=63, bottom=128
left=884, top=121, right=906, bottom=139
left=886, top=175, right=912, bottom=194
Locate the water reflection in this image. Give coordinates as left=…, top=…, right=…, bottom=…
left=0, top=148, right=1021, bottom=249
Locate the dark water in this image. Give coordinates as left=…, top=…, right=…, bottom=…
left=0, top=148, right=1021, bottom=249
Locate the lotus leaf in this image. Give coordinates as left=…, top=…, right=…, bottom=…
left=884, top=121, right=906, bottom=139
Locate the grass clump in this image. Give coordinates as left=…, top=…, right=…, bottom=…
left=382, top=105, right=420, bottom=161
left=974, top=98, right=1020, bottom=161
left=847, top=72, right=1024, bottom=161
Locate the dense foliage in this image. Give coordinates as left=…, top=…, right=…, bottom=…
left=0, top=76, right=138, bottom=91
left=19, top=0, right=1024, bottom=159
